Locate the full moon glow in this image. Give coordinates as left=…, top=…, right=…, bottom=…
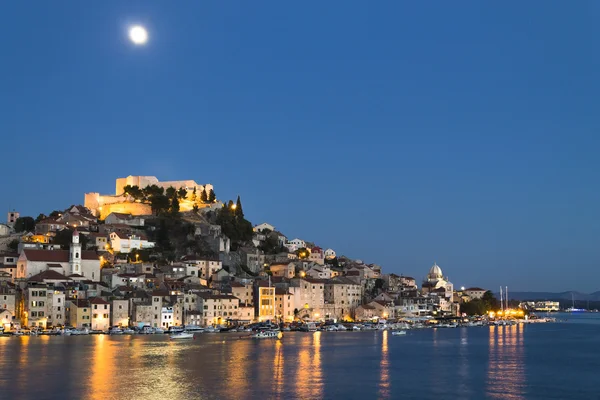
left=129, top=25, right=148, bottom=45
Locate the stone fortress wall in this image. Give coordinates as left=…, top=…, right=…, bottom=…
left=85, top=175, right=216, bottom=219
left=97, top=202, right=153, bottom=220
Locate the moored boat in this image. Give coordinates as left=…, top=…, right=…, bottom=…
left=170, top=332, right=194, bottom=340
left=252, top=330, right=283, bottom=339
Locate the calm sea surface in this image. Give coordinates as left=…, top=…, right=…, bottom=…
left=1, top=313, right=599, bottom=400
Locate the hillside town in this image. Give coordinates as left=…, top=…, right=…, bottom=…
left=0, top=175, right=493, bottom=332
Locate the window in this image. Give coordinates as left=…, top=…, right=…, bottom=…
left=103, top=314, right=109, bottom=318
left=31, top=311, right=38, bottom=317
left=94, top=305, right=98, bottom=310
left=104, top=305, right=107, bottom=310
left=119, top=305, right=122, bottom=310
left=32, top=291, right=38, bottom=297
left=93, top=314, right=98, bottom=318
left=58, top=306, right=61, bottom=311
left=57, top=298, right=61, bottom=303
left=154, top=315, right=158, bottom=319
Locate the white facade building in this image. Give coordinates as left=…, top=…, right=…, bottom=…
left=17, top=232, right=101, bottom=281
left=109, top=232, right=155, bottom=253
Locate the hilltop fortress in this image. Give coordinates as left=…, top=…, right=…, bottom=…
left=85, top=175, right=216, bottom=219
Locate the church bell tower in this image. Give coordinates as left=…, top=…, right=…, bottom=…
left=69, top=230, right=82, bottom=275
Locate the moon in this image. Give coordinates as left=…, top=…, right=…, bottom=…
left=129, top=25, right=148, bottom=45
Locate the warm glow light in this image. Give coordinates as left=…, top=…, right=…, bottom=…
left=129, top=25, right=148, bottom=45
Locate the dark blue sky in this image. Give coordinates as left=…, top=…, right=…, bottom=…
left=1, top=2, right=599, bottom=292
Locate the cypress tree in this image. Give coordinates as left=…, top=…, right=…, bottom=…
left=235, top=195, right=244, bottom=218
left=208, top=189, right=216, bottom=203
left=200, top=189, right=208, bottom=203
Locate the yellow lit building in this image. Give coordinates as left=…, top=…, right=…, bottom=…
left=256, top=283, right=275, bottom=322
left=69, top=299, right=91, bottom=328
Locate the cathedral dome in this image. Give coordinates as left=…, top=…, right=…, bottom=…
left=429, top=263, right=443, bottom=279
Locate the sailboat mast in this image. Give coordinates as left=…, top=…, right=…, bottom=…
left=506, top=286, right=509, bottom=310
left=500, top=286, right=503, bottom=312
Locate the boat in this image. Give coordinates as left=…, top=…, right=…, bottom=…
left=154, top=327, right=165, bottom=334
left=352, top=324, right=361, bottom=331
left=306, top=322, right=318, bottom=332
left=336, top=324, right=347, bottom=331
left=109, top=327, right=123, bottom=335
left=204, top=326, right=218, bottom=333
left=391, top=330, right=407, bottom=336
left=567, top=293, right=586, bottom=313
left=139, top=326, right=154, bottom=334
left=168, top=326, right=184, bottom=334
left=170, top=332, right=194, bottom=340
left=252, top=330, right=283, bottom=339
left=183, top=325, right=204, bottom=333
left=122, top=328, right=135, bottom=334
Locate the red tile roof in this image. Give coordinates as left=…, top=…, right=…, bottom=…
left=89, top=297, right=109, bottom=305
left=23, top=249, right=99, bottom=262
left=27, top=270, right=70, bottom=282
left=72, top=299, right=90, bottom=308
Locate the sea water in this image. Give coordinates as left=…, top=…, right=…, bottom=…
left=0, top=313, right=598, bottom=400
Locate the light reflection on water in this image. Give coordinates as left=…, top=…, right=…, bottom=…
left=296, top=332, right=323, bottom=399
left=2, top=322, right=598, bottom=400
left=487, top=324, right=525, bottom=399
left=378, top=329, right=390, bottom=399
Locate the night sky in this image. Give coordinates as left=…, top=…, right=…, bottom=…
left=1, top=2, right=599, bottom=292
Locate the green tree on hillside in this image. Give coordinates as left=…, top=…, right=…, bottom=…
left=191, top=187, right=197, bottom=202
left=177, top=187, right=187, bottom=200
left=461, top=291, right=500, bottom=316
left=129, top=185, right=144, bottom=200
left=150, top=194, right=170, bottom=215
left=200, top=189, right=208, bottom=204
left=170, top=196, right=180, bottom=215
left=52, top=229, right=89, bottom=248
left=35, top=214, right=47, bottom=223
left=14, top=217, right=35, bottom=233
left=49, top=210, right=62, bottom=218
left=166, top=186, right=177, bottom=199
left=215, top=201, right=253, bottom=249
left=235, top=196, right=244, bottom=218
left=208, top=189, right=216, bottom=203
